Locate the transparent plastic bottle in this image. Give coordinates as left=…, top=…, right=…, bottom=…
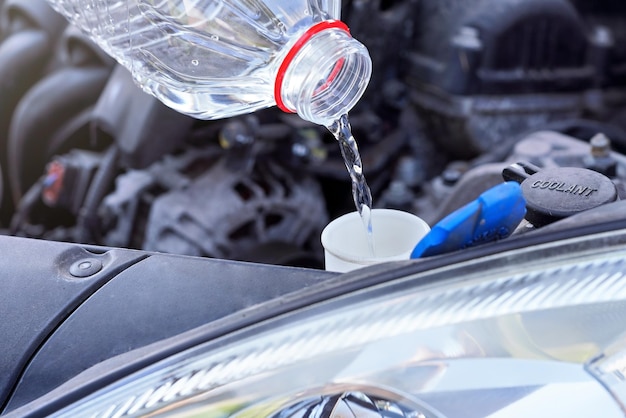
left=44, top=0, right=372, bottom=126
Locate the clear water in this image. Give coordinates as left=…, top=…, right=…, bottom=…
left=328, top=114, right=375, bottom=255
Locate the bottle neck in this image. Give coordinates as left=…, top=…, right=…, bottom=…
left=275, top=21, right=372, bottom=127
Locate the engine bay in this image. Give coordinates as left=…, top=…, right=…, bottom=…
left=3, top=0, right=626, bottom=268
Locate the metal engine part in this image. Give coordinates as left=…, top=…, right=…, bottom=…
left=101, top=146, right=328, bottom=267
left=406, top=0, right=626, bottom=156
left=414, top=130, right=626, bottom=226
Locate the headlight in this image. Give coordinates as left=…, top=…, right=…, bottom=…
left=50, top=230, right=626, bottom=417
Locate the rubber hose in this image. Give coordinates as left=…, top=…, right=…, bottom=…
left=0, top=29, right=50, bottom=222
left=76, top=145, right=120, bottom=243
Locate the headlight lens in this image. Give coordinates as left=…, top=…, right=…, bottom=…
left=52, top=232, right=626, bottom=417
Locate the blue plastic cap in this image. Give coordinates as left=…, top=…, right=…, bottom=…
left=411, top=182, right=526, bottom=258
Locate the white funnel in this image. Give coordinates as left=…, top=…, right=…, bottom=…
left=321, top=209, right=430, bottom=273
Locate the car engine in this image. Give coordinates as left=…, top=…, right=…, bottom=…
left=2, top=0, right=626, bottom=268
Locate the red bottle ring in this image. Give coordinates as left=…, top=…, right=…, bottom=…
left=274, top=20, right=351, bottom=113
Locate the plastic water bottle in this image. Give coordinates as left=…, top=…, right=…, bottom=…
left=44, top=0, right=372, bottom=126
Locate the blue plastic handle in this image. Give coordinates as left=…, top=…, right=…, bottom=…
left=411, top=182, right=526, bottom=258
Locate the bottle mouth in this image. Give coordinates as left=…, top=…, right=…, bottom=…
left=274, top=20, right=351, bottom=113
left=275, top=20, right=372, bottom=126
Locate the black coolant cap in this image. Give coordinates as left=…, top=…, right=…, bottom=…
left=503, top=163, right=618, bottom=227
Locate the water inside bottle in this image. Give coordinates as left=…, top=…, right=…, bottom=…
left=327, top=114, right=375, bottom=255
